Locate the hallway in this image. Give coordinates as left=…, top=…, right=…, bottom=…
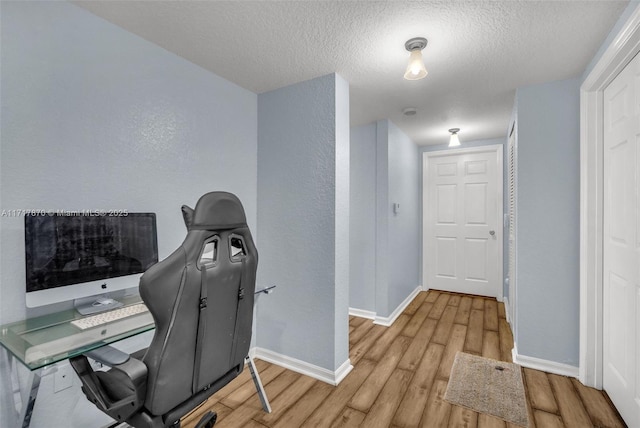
left=182, top=290, right=626, bottom=427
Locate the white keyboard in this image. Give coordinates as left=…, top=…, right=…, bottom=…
left=25, top=309, right=154, bottom=364
left=71, top=303, right=149, bottom=330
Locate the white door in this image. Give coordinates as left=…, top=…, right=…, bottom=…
left=603, top=51, right=640, bottom=426
left=423, top=146, right=503, bottom=298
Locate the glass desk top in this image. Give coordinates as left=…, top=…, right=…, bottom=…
left=0, top=296, right=154, bottom=370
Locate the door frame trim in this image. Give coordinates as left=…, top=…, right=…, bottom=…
left=580, top=5, right=640, bottom=389
left=422, top=144, right=504, bottom=300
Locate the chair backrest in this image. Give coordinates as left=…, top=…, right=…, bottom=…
left=138, top=192, right=257, bottom=416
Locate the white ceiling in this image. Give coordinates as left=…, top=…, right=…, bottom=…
left=74, top=0, right=629, bottom=146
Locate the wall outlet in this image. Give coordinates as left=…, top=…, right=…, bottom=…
left=54, top=363, right=74, bottom=393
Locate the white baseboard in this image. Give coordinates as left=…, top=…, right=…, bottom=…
left=374, top=286, right=422, bottom=327
left=248, top=347, right=257, bottom=360
left=251, top=347, right=353, bottom=386
left=348, top=307, right=376, bottom=320
left=512, top=344, right=579, bottom=378
left=503, top=296, right=511, bottom=325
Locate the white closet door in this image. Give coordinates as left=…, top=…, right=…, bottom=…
left=603, top=51, right=640, bottom=427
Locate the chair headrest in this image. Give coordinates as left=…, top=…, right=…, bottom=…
left=181, top=192, right=248, bottom=231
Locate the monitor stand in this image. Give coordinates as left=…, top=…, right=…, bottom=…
left=74, top=295, right=123, bottom=315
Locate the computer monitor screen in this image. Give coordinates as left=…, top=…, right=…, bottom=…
left=25, top=213, right=158, bottom=308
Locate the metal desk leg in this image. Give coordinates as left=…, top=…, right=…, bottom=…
left=17, top=369, right=41, bottom=428
left=1, top=348, right=42, bottom=428
left=246, top=356, right=271, bottom=413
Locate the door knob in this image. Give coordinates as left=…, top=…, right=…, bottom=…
left=489, top=230, right=495, bottom=236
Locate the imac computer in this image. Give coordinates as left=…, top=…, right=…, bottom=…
left=24, top=213, right=158, bottom=314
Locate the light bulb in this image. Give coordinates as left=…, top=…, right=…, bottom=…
left=448, top=129, right=461, bottom=147
left=404, top=50, right=428, bottom=80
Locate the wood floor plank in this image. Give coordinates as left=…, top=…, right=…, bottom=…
left=519, top=373, right=538, bottom=428
left=522, top=368, right=558, bottom=414
left=425, top=290, right=441, bottom=303
left=214, top=391, right=271, bottom=428
left=448, top=294, right=462, bottom=307
left=471, top=297, right=485, bottom=310
left=216, top=370, right=301, bottom=428
left=498, top=318, right=514, bottom=362
left=350, top=316, right=366, bottom=328
left=393, top=342, right=446, bottom=427
left=255, top=375, right=317, bottom=426
left=532, top=410, right=564, bottom=428
left=405, top=291, right=428, bottom=315
left=454, top=296, right=473, bottom=325
left=436, top=324, right=468, bottom=380
left=361, top=368, right=413, bottom=428
left=428, top=293, right=451, bottom=320
left=272, top=380, right=334, bottom=428
left=243, top=420, right=270, bottom=428
left=402, top=301, right=434, bottom=337
left=398, top=318, right=438, bottom=371
left=214, top=396, right=263, bottom=428
left=349, top=323, right=386, bottom=365
left=221, top=363, right=286, bottom=409
left=349, top=317, right=374, bottom=346
left=476, top=413, right=506, bottom=428
left=254, top=359, right=270, bottom=372
left=571, top=377, right=626, bottom=428
left=182, top=402, right=234, bottom=428
left=431, top=305, right=458, bottom=345
left=484, top=300, right=499, bottom=331
left=302, top=359, right=377, bottom=428
left=208, top=363, right=254, bottom=402
left=464, top=309, right=484, bottom=354
left=547, top=373, right=592, bottom=428
left=448, top=405, right=479, bottom=428
left=481, top=330, right=501, bottom=361
left=349, top=336, right=412, bottom=412
left=330, top=407, right=366, bottom=428
left=366, top=314, right=410, bottom=361
left=497, top=302, right=506, bottom=319
left=420, top=378, right=452, bottom=427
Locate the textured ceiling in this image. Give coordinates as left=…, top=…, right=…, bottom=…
left=74, top=0, right=628, bottom=146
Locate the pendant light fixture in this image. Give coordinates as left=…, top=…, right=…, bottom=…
left=404, top=37, right=428, bottom=80
left=448, top=128, right=461, bottom=147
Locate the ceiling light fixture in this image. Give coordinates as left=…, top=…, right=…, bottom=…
left=448, top=128, right=461, bottom=147
left=402, top=107, right=417, bottom=116
left=404, top=37, right=428, bottom=80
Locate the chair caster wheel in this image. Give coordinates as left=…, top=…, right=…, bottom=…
left=195, top=411, right=217, bottom=428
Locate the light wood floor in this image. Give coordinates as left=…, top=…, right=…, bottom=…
left=182, top=290, right=626, bottom=428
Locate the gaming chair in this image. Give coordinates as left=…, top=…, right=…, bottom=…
left=70, top=192, right=258, bottom=427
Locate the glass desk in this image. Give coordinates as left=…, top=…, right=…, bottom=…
left=0, top=288, right=274, bottom=428
left=0, top=296, right=153, bottom=428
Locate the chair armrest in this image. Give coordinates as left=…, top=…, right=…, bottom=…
left=85, top=345, right=130, bottom=366
left=70, top=351, right=147, bottom=423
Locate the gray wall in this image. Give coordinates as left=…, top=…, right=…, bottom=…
left=349, top=120, right=420, bottom=318
left=349, top=123, right=377, bottom=312
left=0, top=2, right=257, bottom=426
left=386, top=121, right=421, bottom=314
left=256, top=73, right=350, bottom=372
left=514, top=77, right=580, bottom=366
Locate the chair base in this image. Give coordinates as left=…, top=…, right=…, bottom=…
left=194, top=411, right=216, bottom=428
